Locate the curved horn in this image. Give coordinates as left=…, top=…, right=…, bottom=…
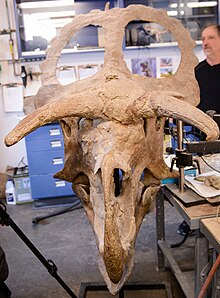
left=132, top=92, right=219, bottom=141
left=5, top=90, right=103, bottom=147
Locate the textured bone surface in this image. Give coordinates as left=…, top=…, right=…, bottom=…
left=5, top=5, right=219, bottom=295
left=195, top=175, right=220, bottom=190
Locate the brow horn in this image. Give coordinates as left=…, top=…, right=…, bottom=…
left=4, top=90, right=103, bottom=147
left=132, top=92, right=219, bottom=141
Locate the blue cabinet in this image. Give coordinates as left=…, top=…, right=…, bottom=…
left=25, top=123, right=73, bottom=200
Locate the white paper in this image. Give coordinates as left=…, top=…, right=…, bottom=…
left=185, top=171, right=220, bottom=198
left=57, top=68, right=76, bottom=85
left=78, top=65, right=99, bottom=80
left=2, top=85, right=24, bottom=112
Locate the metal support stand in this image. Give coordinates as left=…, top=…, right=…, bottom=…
left=195, top=229, right=209, bottom=298
left=156, top=188, right=165, bottom=270
left=79, top=282, right=173, bottom=298
left=0, top=202, right=77, bottom=298
left=156, top=189, right=194, bottom=298
left=176, top=120, right=185, bottom=193
left=32, top=198, right=82, bottom=225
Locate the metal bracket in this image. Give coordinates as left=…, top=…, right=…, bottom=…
left=201, top=258, right=213, bottom=284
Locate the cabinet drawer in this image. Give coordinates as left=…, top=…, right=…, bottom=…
left=30, top=174, right=73, bottom=199
left=26, top=137, right=64, bottom=152
left=25, top=123, right=62, bottom=141
left=27, top=150, right=65, bottom=175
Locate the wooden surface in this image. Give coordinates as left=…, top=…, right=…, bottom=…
left=174, top=198, right=217, bottom=220
left=165, top=185, right=218, bottom=219
left=201, top=217, right=220, bottom=244
left=166, top=184, right=206, bottom=206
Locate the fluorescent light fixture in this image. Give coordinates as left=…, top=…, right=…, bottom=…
left=187, top=1, right=217, bottom=8
left=169, top=3, right=178, bottom=8
left=167, top=10, right=178, bottom=16
left=169, top=3, right=184, bottom=8
left=36, top=11, right=75, bottom=19
left=18, top=0, right=74, bottom=9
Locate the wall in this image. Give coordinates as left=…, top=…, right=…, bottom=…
left=0, top=0, right=205, bottom=173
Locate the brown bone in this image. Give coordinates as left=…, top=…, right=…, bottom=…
left=5, top=5, right=219, bottom=295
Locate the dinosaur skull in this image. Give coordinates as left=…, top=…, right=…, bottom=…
left=5, top=5, right=219, bottom=295
left=57, top=115, right=170, bottom=293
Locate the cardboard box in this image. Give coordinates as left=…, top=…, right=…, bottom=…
left=13, top=166, right=33, bottom=204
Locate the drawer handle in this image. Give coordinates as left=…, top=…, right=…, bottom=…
left=50, top=140, right=62, bottom=148
left=55, top=180, right=66, bottom=187
left=49, top=128, right=61, bottom=136
left=52, top=158, right=63, bottom=165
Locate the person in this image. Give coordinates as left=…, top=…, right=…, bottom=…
left=0, top=246, right=8, bottom=282
left=195, top=24, right=220, bottom=113
left=0, top=245, right=11, bottom=297
left=178, top=24, right=220, bottom=237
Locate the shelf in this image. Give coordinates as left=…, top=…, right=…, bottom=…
left=13, top=0, right=218, bottom=60
left=177, top=14, right=216, bottom=19
left=125, top=42, right=178, bottom=49
left=20, top=46, right=104, bottom=58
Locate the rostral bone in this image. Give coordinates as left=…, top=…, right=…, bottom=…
left=5, top=5, right=219, bottom=295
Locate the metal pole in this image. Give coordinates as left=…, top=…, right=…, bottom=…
left=0, top=203, right=77, bottom=298
left=5, top=0, right=18, bottom=76
left=176, top=120, right=185, bottom=193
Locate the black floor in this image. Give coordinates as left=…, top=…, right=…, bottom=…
left=0, top=198, right=195, bottom=297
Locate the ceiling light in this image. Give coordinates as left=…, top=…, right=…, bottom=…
left=187, top=1, right=217, bottom=8
left=37, top=11, right=75, bottom=19
left=18, top=0, right=74, bottom=9
left=169, top=3, right=178, bottom=8
left=167, top=10, right=178, bottom=16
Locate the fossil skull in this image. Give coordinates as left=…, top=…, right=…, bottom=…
left=5, top=5, right=219, bottom=295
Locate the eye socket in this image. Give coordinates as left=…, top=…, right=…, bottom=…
left=113, top=168, right=124, bottom=197
left=73, top=172, right=90, bottom=203
left=60, top=120, right=71, bottom=137
left=78, top=118, right=93, bottom=130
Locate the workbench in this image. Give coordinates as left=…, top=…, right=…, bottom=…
left=200, top=217, right=220, bottom=254
left=200, top=217, right=220, bottom=297
left=156, top=184, right=219, bottom=298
